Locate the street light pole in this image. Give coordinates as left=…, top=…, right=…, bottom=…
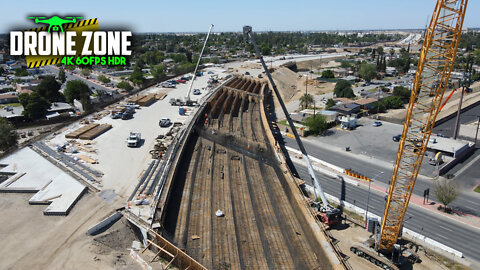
left=365, top=171, right=383, bottom=227
left=475, top=116, right=480, bottom=145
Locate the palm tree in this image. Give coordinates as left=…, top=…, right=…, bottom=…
left=299, top=93, right=314, bottom=109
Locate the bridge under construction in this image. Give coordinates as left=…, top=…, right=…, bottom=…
left=156, top=76, right=335, bottom=269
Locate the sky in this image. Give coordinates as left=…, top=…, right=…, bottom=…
left=2, top=0, right=479, bottom=33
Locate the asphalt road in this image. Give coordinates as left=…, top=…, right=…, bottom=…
left=293, top=162, right=480, bottom=263
left=283, top=136, right=480, bottom=216
left=433, top=103, right=480, bottom=138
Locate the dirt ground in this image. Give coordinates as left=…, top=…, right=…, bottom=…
left=272, top=67, right=335, bottom=102
left=330, top=217, right=472, bottom=270
left=0, top=192, right=161, bottom=270
left=295, top=58, right=342, bottom=70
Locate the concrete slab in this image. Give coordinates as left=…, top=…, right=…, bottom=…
left=0, top=147, right=86, bottom=215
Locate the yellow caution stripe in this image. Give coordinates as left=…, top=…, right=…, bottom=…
left=25, top=18, right=99, bottom=68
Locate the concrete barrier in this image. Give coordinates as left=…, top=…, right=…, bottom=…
left=285, top=145, right=344, bottom=173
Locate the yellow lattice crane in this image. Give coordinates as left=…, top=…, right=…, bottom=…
left=379, top=0, right=468, bottom=252
left=351, top=1, right=468, bottom=269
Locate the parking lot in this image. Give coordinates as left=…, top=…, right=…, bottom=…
left=44, top=67, right=228, bottom=199
left=304, top=117, right=437, bottom=176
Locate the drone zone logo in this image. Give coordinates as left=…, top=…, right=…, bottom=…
left=10, top=16, right=132, bottom=67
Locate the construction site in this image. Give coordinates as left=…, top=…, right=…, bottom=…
left=157, top=77, right=334, bottom=269
left=1, top=1, right=480, bottom=270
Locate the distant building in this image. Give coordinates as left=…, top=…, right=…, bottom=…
left=330, top=103, right=360, bottom=115
left=16, top=83, right=34, bottom=94
left=48, top=102, right=75, bottom=114
left=291, top=109, right=338, bottom=123
left=354, top=97, right=378, bottom=110
left=386, top=67, right=397, bottom=76
left=0, top=93, right=19, bottom=104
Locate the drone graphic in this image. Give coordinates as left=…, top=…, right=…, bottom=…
left=28, top=16, right=83, bottom=32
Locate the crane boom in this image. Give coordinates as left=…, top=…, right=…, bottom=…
left=243, top=26, right=340, bottom=221
left=186, top=24, right=214, bottom=101
left=378, top=0, right=468, bottom=252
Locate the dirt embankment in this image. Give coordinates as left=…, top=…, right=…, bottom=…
left=271, top=67, right=300, bottom=102
left=296, top=58, right=342, bottom=71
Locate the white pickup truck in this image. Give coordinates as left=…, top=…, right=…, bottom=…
left=127, top=132, right=141, bottom=147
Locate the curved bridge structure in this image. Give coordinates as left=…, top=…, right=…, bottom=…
left=156, top=76, right=335, bottom=270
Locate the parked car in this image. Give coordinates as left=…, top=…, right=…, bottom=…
left=110, top=112, right=123, bottom=119
left=245, top=71, right=250, bottom=75
left=181, top=76, right=190, bottom=81
left=126, top=102, right=140, bottom=109
left=373, top=121, right=382, bottom=127
left=159, top=118, right=171, bottom=127
left=121, top=112, right=133, bottom=120
left=124, top=106, right=135, bottom=114
left=176, top=79, right=186, bottom=83
left=208, top=71, right=214, bottom=74
left=392, top=134, right=402, bottom=142
left=193, top=89, right=201, bottom=95
left=161, top=82, right=176, bottom=88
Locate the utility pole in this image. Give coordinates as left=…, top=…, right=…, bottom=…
left=453, top=84, right=464, bottom=140
left=305, top=75, right=308, bottom=96
left=475, top=116, right=480, bottom=145
left=453, top=55, right=473, bottom=139
left=376, top=88, right=381, bottom=120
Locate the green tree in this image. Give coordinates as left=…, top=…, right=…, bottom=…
left=340, top=61, right=352, bottom=69
left=299, top=93, right=314, bottom=109
left=18, top=92, right=51, bottom=120
left=376, top=46, right=384, bottom=56
left=58, top=68, right=66, bottom=84
left=358, top=63, right=377, bottom=82
left=172, top=53, right=187, bottom=63
left=64, top=80, right=91, bottom=111
left=35, top=75, right=63, bottom=102
left=304, top=115, right=328, bottom=136
left=97, top=75, right=111, bottom=84
left=325, top=98, right=336, bottom=109
left=434, top=179, right=458, bottom=212
left=382, top=96, right=404, bottom=109
left=152, top=65, right=165, bottom=81
left=321, top=70, right=335, bottom=79
left=14, top=68, right=29, bottom=77
left=392, top=86, right=411, bottom=103
left=370, top=101, right=387, bottom=113
left=334, top=80, right=355, bottom=98
left=0, top=119, right=17, bottom=151
left=129, top=67, right=145, bottom=86
left=261, top=44, right=272, bottom=55
left=117, top=81, right=133, bottom=91
left=81, top=69, right=91, bottom=77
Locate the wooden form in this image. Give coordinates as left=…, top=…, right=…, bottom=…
left=65, top=123, right=99, bottom=139
left=79, top=124, right=112, bottom=140
left=138, top=94, right=156, bottom=106
left=145, top=229, right=206, bottom=270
